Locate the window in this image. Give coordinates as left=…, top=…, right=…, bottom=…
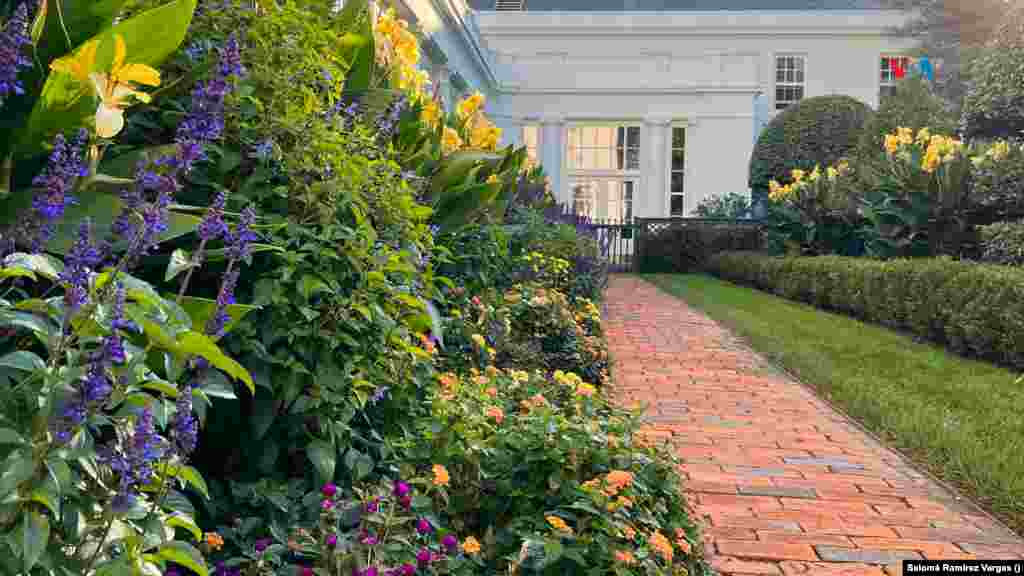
left=880, top=55, right=910, bottom=100
left=669, top=127, right=685, bottom=217
left=522, top=124, right=540, bottom=167
left=774, top=55, right=805, bottom=110
left=569, top=179, right=635, bottom=221
left=567, top=125, right=641, bottom=171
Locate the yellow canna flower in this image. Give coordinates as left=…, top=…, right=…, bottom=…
left=51, top=35, right=161, bottom=138
left=456, top=91, right=486, bottom=119
left=442, top=126, right=463, bottom=154
left=915, top=127, right=931, bottom=144
left=420, top=100, right=441, bottom=127
left=884, top=134, right=900, bottom=154
left=897, top=126, right=914, bottom=145
left=486, top=173, right=500, bottom=184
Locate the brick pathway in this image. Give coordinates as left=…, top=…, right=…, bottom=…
left=602, top=275, right=1024, bottom=576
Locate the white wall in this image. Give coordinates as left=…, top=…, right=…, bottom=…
left=471, top=9, right=915, bottom=216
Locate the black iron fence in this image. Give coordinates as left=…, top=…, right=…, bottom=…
left=542, top=204, right=763, bottom=273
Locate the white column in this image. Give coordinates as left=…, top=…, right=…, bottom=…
left=540, top=116, right=566, bottom=205
left=643, top=117, right=671, bottom=218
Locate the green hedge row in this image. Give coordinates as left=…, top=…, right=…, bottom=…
left=706, top=252, right=1024, bottom=368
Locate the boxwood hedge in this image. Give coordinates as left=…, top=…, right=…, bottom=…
left=706, top=251, right=1024, bottom=368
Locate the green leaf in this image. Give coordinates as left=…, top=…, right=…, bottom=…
left=250, top=391, right=275, bottom=440
left=0, top=429, right=24, bottom=445
left=1, top=253, right=63, bottom=281
left=428, top=150, right=502, bottom=200
left=157, top=542, right=208, bottom=576
left=198, top=370, right=236, bottom=400
left=22, top=511, right=50, bottom=573
left=174, top=331, right=254, bottom=393
left=174, top=295, right=259, bottom=338
left=175, top=466, right=210, bottom=500
left=202, top=243, right=285, bottom=262
left=300, top=275, right=331, bottom=300
left=17, top=0, right=200, bottom=154
left=0, top=351, right=46, bottom=372
left=165, top=249, right=195, bottom=282
left=307, top=440, right=336, bottom=486
left=166, top=513, right=202, bottom=541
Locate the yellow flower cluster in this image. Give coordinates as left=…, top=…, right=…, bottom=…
left=432, top=464, right=450, bottom=486
left=553, top=369, right=597, bottom=397
left=375, top=8, right=430, bottom=101
left=546, top=515, right=574, bottom=535
left=883, top=127, right=965, bottom=173
left=768, top=160, right=849, bottom=203
left=972, top=139, right=1014, bottom=168
left=452, top=91, right=502, bottom=151
left=649, top=530, right=674, bottom=563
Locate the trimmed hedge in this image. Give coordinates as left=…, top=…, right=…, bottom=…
left=748, top=95, right=873, bottom=192
left=979, top=220, right=1024, bottom=265
left=706, top=251, right=1024, bottom=368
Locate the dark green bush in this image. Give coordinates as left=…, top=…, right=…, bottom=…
left=706, top=252, right=1024, bottom=369
left=979, top=220, right=1024, bottom=265
left=961, top=8, right=1024, bottom=141
left=748, top=95, right=873, bottom=192
left=694, top=192, right=751, bottom=219
left=970, top=145, right=1024, bottom=221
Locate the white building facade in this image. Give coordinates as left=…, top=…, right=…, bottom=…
left=387, top=0, right=917, bottom=218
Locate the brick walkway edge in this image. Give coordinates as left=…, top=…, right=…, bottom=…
left=602, top=275, right=1024, bottom=576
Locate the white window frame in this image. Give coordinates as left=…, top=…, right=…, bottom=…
left=566, top=122, right=642, bottom=222
left=669, top=125, right=686, bottom=218
left=521, top=124, right=541, bottom=168
left=773, top=54, right=806, bottom=111
left=879, top=54, right=910, bottom=101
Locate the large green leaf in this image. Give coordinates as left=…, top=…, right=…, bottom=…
left=22, top=511, right=50, bottom=573
left=341, top=0, right=375, bottom=93
left=173, top=295, right=260, bottom=337
left=44, top=193, right=200, bottom=255
left=428, top=150, right=502, bottom=199
left=17, top=0, right=199, bottom=155
left=174, top=331, right=254, bottom=394
left=306, top=440, right=336, bottom=486
left=434, top=180, right=502, bottom=233
left=157, top=542, right=207, bottom=576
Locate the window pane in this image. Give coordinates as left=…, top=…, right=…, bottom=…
left=616, top=146, right=625, bottom=170
left=795, top=69, right=804, bottom=83
left=776, top=68, right=786, bottom=82
left=672, top=127, right=685, bottom=149
left=672, top=149, right=685, bottom=170
left=671, top=172, right=684, bottom=193
left=795, top=57, right=804, bottom=72
left=627, top=126, right=640, bottom=148
left=670, top=195, right=683, bottom=217
left=597, top=127, right=611, bottom=148
left=616, top=126, right=626, bottom=148
left=624, top=181, right=633, bottom=200
left=793, top=86, right=804, bottom=101
left=626, top=147, right=640, bottom=170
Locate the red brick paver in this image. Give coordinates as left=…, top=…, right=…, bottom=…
left=602, top=276, right=1024, bottom=574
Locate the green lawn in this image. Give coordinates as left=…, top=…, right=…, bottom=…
left=645, top=273, right=1024, bottom=535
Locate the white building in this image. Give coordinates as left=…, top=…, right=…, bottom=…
left=391, top=0, right=916, bottom=219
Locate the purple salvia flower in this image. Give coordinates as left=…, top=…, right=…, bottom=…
left=0, top=4, right=32, bottom=103
left=125, top=406, right=165, bottom=487
left=226, top=204, right=258, bottom=261
left=172, top=382, right=198, bottom=455
left=219, top=34, right=245, bottom=79
left=198, top=189, right=229, bottom=241
left=81, top=361, right=112, bottom=403
left=250, top=139, right=274, bottom=160
left=59, top=220, right=102, bottom=311
left=30, top=130, right=88, bottom=251
left=205, top=266, right=238, bottom=337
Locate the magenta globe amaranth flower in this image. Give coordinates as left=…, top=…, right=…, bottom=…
left=321, top=498, right=334, bottom=510
left=400, top=564, right=415, bottom=576
left=255, top=538, right=271, bottom=552
left=416, top=518, right=432, bottom=535
left=442, top=534, right=458, bottom=551
left=325, top=533, right=337, bottom=547
left=393, top=480, right=410, bottom=498
left=416, top=547, right=431, bottom=567
left=399, top=494, right=412, bottom=509
left=321, top=482, right=337, bottom=497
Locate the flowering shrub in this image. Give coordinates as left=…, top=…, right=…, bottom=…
left=404, top=367, right=709, bottom=575
left=765, top=160, right=852, bottom=255
left=204, top=479, right=483, bottom=575
left=0, top=3, right=260, bottom=573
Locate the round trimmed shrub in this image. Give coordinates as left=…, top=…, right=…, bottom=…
left=960, top=6, right=1024, bottom=141
left=748, top=95, right=873, bottom=192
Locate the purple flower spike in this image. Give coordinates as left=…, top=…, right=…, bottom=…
left=60, top=219, right=102, bottom=311
left=172, top=382, right=198, bottom=456
left=205, top=267, right=239, bottom=337
left=31, top=130, right=88, bottom=251
left=0, top=4, right=32, bottom=102
left=198, top=189, right=229, bottom=241
left=226, top=204, right=259, bottom=261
